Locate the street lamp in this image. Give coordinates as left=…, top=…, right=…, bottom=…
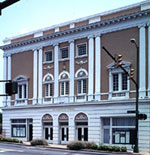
left=130, top=38, right=139, bottom=153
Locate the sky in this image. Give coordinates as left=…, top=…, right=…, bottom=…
left=0, top=0, right=146, bottom=108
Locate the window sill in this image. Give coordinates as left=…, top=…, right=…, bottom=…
left=43, top=61, right=54, bottom=64
left=75, top=55, right=88, bottom=59
left=59, top=58, right=69, bottom=62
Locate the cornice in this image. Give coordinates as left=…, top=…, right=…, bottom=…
left=1, top=9, right=150, bottom=51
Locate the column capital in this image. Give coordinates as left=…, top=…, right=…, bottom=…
left=53, top=42, right=59, bottom=47
left=88, top=35, right=94, bottom=39
left=95, top=33, right=101, bottom=38
left=37, top=47, right=43, bottom=51
left=138, top=23, right=146, bottom=29
left=69, top=39, right=74, bottom=44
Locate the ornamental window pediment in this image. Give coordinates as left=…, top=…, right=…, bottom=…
left=75, top=68, right=88, bottom=78
left=43, top=73, right=54, bottom=82
left=42, top=114, right=53, bottom=122
left=59, top=113, right=68, bottom=122
left=75, top=113, right=88, bottom=121
left=59, top=71, right=70, bottom=80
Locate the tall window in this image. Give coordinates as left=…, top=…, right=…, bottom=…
left=77, top=43, right=87, bottom=56
left=45, top=51, right=53, bottom=62
left=18, top=84, right=27, bottom=99
left=113, top=74, right=119, bottom=91
left=60, top=81, right=69, bottom=96
left=60, top=47, right=69, bottom=59
left=77, top=79, right=86, bottom=94
left=45, top=83, right=53, bottom=97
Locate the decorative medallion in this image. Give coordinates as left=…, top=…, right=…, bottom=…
left=44, top=65, right=54, bottom=70
left=76, top=60, right=88, bottom=65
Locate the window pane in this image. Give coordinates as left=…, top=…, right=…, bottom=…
left=65, top=81, right=69, bottom=95
left=78, top=44, right=86, bottom=56
left=112, top=118, right=135, bottom=126
left=19, top=85, right=22, bottom=98
left=61, top=48, right=68, bottom=59
left=112, top=128, right=136, bottom=144
left=77, top=80, right=81, bottom=94
left=45, top=84, right=48, bottom=96
left=122, top=73, right=127, bottom=90
left=104, top=129, right=110, bottom=144
left=50, top=84, right=53, bottom=96
left=24, top=84, right=26, bottom=98
left=83, top=79, right=86, bottom=93
left=61, top=82, right=64, bottom=95
left=45, top=51, right=52, bottom=61
left=113, top=74, right=118, bottom=91
left=103, top=118, right=110, bottom=126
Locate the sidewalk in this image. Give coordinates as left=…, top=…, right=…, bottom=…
left=22, top=142, right=150, bottom=155
left=23, top=141, right=67, bottom=149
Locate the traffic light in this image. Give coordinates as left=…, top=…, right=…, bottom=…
left=5, top=81, right=18, bottom=96
left=116, top=54, right=122, bottom=67
left=129, top=68, right=134, bottom=78
left=138, top=113, right=147, bottom=120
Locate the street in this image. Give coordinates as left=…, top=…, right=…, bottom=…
left=0, top=143, right=134, bottom=155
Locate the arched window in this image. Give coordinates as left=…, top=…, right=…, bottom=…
left=59, top=71, right=70, bottom=96
left=13, top=75, right=28, bottom=105
left=75, top=68, right=88, bottom=101
left=43, top=73, right=54, bottom=103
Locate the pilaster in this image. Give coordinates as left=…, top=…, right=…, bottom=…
left=69, top=40, right=74, bottom=102
left=95, top=34, right=101, bottom=101
left=33, top=49, right=38, bottom=104
left=88, top=35, right=94, bottom=101
left=147, top=23, right=150, bottom=97
left=7, top=55, right=11, bottom=106
left=3, top=55, right=7, bottom=106
left=38, top=48, right=43, bottom=104
left=54, top=43, right=59, bottom=103
left=139, top=24, right=146, bottom=98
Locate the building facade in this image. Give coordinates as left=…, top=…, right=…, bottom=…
left=1, top=1, right=150, bottom=153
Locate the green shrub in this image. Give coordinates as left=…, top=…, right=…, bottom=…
left=67, top=141, right=85, bottom=150
left=107, top=146, right=113, bottom=151
left=90, top=144, right=98, bottom=149
left=0, top=137, right=19, bottom=143
left=121, top=146, right=127, bottom=152
left=98, top=145, right=108, bottom=150
left=84, top=142, right=96, bottom=149
left=31, top=139, right=48, bottom=146
left=112, top=146, right=120, bottom=152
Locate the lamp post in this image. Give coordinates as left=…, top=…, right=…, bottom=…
left=130, top=38, right=139, bottom=153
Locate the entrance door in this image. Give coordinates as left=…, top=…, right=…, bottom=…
left=29, top=124, right=33, bottom=141
left=77, top=127, right=88, bottom=141
left=60, top=126, right=69, bottom=144
left=44, top=127, right=53, bottom=143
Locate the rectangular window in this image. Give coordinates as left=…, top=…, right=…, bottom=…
left=12, top=125, right=26, bottom=137
left=45, top=51, right=53, bottom=62
left=60, top=81, right=69, bottom=96
left=45, top=84, right=53, bottom=97
left=103, top=117, right=136, bottom=145
left=11, top=119, right=26, bottom=137
left=60, top=47, right=69, bottom=59
left=77, top=44, right=87, bottom=56
left=77, top=79, right=86, bottom=94
left=113, top=74, right=118, bottom=91
left=122, top=73, right=127, bottom=90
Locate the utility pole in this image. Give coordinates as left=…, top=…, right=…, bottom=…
left=0, top=0, right=20, bottom=15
